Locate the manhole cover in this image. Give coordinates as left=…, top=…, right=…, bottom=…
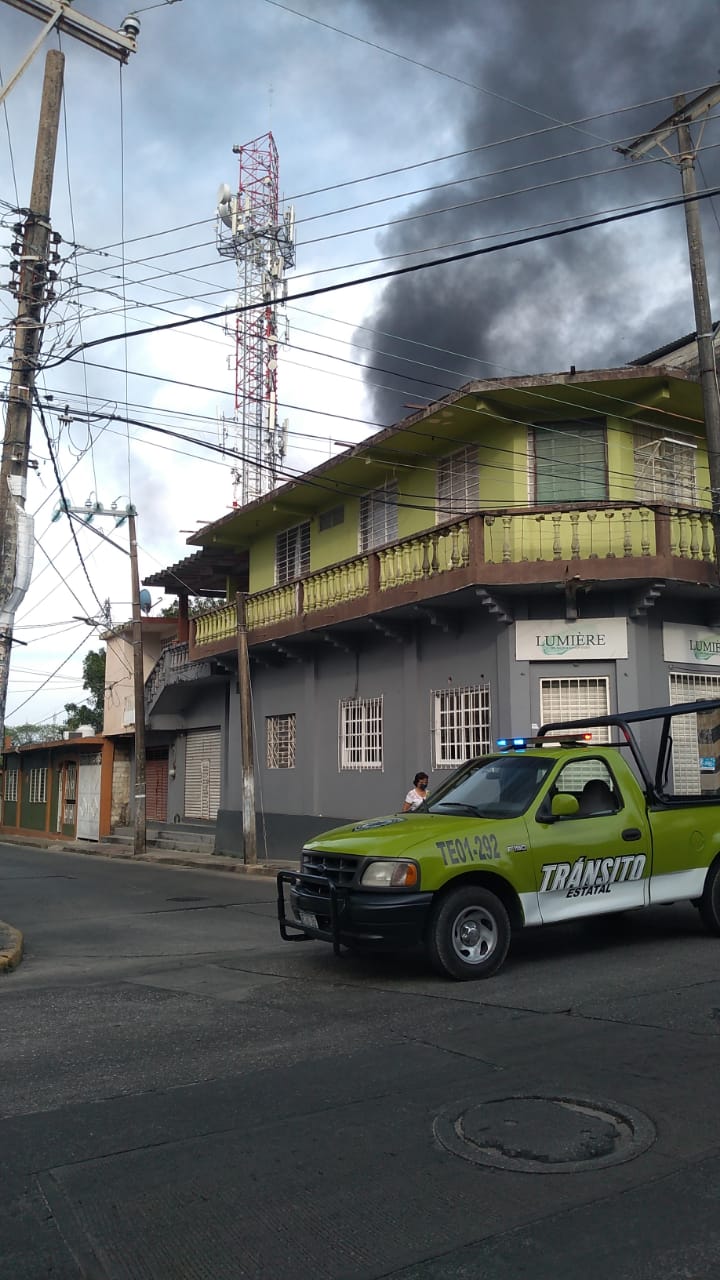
left=434, top=1095, right=655, bottom=1173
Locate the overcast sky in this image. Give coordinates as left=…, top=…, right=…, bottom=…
left=1, top=0, right=719, bottom=724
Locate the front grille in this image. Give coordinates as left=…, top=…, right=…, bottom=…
left=301, top=851, right=360, bottom=887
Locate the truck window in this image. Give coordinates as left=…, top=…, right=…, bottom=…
left=428, top=755, right=555, bottom=819
left=552, top=758, right=620, bottom=816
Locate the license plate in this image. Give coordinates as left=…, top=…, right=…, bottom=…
left=299, top=910, right=318, bottom=929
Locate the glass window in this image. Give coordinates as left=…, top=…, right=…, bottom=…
left=339, top=696, right=383, bottom=770
left=432, top=684, right=491, bottom=768
left=533, top=421, right=607, bottom=503
left=28, top=767, right=47, bottom=805
left=359, top=482, right=398, bottom=552
left=428, top=754, right=554, bottom=819
left=276, top=522, right=310, bottom=585
left=436, top=446, right=479, bottom=522
left=4, top=770, right=17, bottom=802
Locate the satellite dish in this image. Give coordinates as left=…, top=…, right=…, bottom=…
left=216, top=182, right=232, bottom=206
left=139, top=589, right=152, bottom=614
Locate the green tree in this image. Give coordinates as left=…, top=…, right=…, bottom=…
left=63, top=647, right=106, bottom=734
left=161, top=596, right=217, bottom=618
left=5, top=722, right=59, bottom=746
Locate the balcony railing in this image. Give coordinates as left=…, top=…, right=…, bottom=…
left=144, top=641, right=188, bottom=710
left=189, top=503, right=717, bottom=654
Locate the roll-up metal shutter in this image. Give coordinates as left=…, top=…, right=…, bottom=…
left=184, top=728, right=221, bottom=820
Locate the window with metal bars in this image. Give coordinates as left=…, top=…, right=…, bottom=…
left=432, top=684, right=491, bottom=768
left=4, top=770, right=17, bottom=802
left=436, top=446, right=479, bottom=522
left=28, top=767, right=47, bottom=805
left=275, top=522, right=310, bottom=585
left=266, top=713, right=296, bottom=768
left=339, top=696, right=383, bottom=770
left=359, top=482, right=398, bottom=552
left=633, top=430, right=697, bottom=505
left=533, top=421, right=607, bottom=503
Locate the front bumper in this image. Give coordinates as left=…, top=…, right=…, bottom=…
left=277, top=870, right=433, bottom=954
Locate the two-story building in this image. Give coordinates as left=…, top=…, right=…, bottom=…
left=141, top=343, right=720, bottom=856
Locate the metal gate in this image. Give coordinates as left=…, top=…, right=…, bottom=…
left=184, top=729, right=221, bottom=820
left=146, top=752, right=169, bottom=822
left=77, top=754, right=102, bottom=841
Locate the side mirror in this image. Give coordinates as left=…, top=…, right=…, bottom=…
left=551, top=792, right=580, bottom=818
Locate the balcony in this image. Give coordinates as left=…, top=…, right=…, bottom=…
left=189, top=502, right=718, bottom=658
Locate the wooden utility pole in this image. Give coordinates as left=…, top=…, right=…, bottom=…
left=617, top=85, right=720, bottom=566
left=128, top=509, right=146, bottom=858
left=0, top=3, right=138, bottom=745
left=236, top=593, right=257, bottom=864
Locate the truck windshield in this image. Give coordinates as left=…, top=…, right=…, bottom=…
left=427, top=755, right=554, bottom=819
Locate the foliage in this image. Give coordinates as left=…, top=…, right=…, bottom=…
left=63, top=647, right=106, bottom=734
left=161, top=596, right=218, bottom=618
left=5, top=722, right=60, bottom=746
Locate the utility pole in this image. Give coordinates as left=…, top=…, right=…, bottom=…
left=236, top=593, right=257, bottom=864
left=617, top=85, right=720, bottom=564
left=54, top=499, right=145, bottom=855
left=128, top=509, right=146, bottom=858
left=0, top=3, right=138, bottom=746
left=0, top=48, right=64, bottom=747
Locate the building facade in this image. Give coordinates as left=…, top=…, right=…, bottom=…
left=140, top=354, right=720, bottom=856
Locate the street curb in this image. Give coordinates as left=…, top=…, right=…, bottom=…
left=0, top=920, right=24, bottom=974
left=0, top=833, right=298, bottom=877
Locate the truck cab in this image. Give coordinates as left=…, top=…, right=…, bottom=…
left=277, top=698, right=720, bottom=979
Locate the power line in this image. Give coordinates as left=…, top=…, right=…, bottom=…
left=40, top=184, right=720, bottom=371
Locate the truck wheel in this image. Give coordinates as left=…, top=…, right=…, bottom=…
left=699, top=860, right=720, bottom=935
left=426, top=886, right=510, bottom=980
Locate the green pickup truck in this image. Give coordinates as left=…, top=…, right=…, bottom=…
left=277, top=698, right=720, bottom=979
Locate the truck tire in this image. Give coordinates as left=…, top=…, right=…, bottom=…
left=699, top=860, right=720, bottom=935
left=426, top=885, right=511, bottom=980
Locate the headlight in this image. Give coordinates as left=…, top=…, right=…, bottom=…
left=361, top=860, right=419, bottom=888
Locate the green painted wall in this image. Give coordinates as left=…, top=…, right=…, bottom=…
left=20, top=758, right=49, bottom=832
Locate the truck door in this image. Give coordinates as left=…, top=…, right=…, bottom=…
left=531, top=756, right=650, bottom=923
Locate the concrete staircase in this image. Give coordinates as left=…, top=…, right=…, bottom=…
left=107, top=824, right=216, bottom=855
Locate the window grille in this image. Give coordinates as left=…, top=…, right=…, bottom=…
left=359, top=482, right=398, bottom=552
left=432, top=684, right=491, bottom=768
left=266, top=713, right=296, bottom=768
left=339, top=697, right=383, bottom=770
left=4, top=770, right=17, bottom=802
left=275, top=522, right=310, bottom=585
left=633, top=431, right=697, bottom=505
left=28, top=767, right=47, bottom=805
left=436, top=446, right=479, bottom=522
left=533, top=421, right=607, bottom=503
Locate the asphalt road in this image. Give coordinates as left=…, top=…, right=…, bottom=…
left=1, top=841, right=720, bottom=1279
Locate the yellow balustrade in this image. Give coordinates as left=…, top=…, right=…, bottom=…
left=194, top=602, right=238, bottom=647
left=378, top=521, right=470, bottom=590
left=246, top=583, right=297, bottom=630
left=304, top=558, right=369, bottom=613
left=483, top=507, right=660, bottom=563
left=669, top=508, right=715, bottom=561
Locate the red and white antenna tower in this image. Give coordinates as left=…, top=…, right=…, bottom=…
left=216, top=132, right=295, bottom=506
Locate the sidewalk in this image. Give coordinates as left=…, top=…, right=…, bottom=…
left=0, top=832, right=300, bottom=877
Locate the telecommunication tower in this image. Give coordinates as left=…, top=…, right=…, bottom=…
left=216, top=132, right=296, bottom=506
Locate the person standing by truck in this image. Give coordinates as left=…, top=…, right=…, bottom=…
left=402, top=772, right=429, bottom=811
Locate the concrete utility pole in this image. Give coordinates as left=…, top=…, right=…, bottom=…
left=236, top=593, right=257, bottom=864
left=128, top=509, right=146, bottom=858
left=0, top=3, right=138, bottom=748
left=53, top=499, right=146, bottom=855
left=617, top=85, right=720, bottom=563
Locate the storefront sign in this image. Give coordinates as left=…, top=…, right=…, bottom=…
left=515, top=618, right=628, bottom=661
left=663, top=622, right=720, bottom=667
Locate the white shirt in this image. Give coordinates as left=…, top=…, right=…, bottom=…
left=404, top=787, right=425, bottom=811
